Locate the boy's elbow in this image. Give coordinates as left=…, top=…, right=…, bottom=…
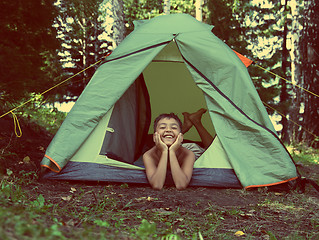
left=151, top=184, right=163, bottom=190
left=175, top=183, right=188, bottom=191
left=153, top=186, right=163, bottom=190
left=150, top=181, right=164, bottom=190
left=175, top=178, right=191, bottom=190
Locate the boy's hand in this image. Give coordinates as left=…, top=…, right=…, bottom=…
left=169, top=133, right=183, bottom=153
left=154, top=132, right=168, bottom=152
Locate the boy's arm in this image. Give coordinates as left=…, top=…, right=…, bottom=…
left=169, top=149, right=195, bottom=190
left=143, top=150, right=168, bottom=190
left=169, top=134, right=195, bottom=190
left=143, top=133, right=169, bottom=190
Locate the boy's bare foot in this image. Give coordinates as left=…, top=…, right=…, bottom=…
left=189, top=108, right=207, bottom=124
left=182, top=112, right=193, bottom=133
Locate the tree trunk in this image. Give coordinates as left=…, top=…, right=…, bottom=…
left=279, top=0, right=290, bottom=144
left=299, top=0, right=319, bottom=148
left=196, top=0, right=203, bottom=21
left=163, top=0, right=170, bottom=15
left=111, top=0, right=126, bottom=47
left=289, top=0, right=302, bottom=144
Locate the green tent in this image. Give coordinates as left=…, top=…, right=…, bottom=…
left=41, top=14, right=298, bottom=189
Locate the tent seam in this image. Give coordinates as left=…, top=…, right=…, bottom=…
left=102, top=40, right=173, bottom=64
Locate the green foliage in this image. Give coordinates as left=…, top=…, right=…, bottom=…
left=0, top=0, right=61, bottom=105
left=208, top=0, right=248, bottom=48
left=13, top=93, right=67, bottom=134
left=123, top=0, right=163, bottom=33
left=123, top=0, right=209, bottom=34
left=94, top=219, right=111, bottom=227
left=30, top=194, right=46, bottom=209
left=136, top=219, right=157, bottom=239
left=288, top=144, right=319, bottom=165
left=0, top=176, right=25, bottom=204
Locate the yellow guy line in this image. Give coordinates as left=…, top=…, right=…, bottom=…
left=11, top=111, right=22, bottom=137
left=255, top=64, right=319, bottom=98
left=0, top=58, right=105, bottom=120
left=263, top=101, right=318, bottom=139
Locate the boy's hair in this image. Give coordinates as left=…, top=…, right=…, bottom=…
left=153, top=113, right=182, bottom=132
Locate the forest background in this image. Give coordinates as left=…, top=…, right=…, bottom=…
left=0, top=1, right=319, bottom=239
left=0, top=0, right=318, bottom=148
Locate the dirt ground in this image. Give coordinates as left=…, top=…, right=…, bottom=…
left=1, top=116, right=319, bottom=238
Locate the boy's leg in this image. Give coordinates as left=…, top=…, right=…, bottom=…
left=182, top=112, right=193, bottom=134
left=183, top=109, right=214, bottom=149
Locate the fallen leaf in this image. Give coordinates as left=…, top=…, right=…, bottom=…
left=70, top=187, right=76, bottom=193
left=234, top=231, right=245, bottom=237
left=156, top=208, right=173, bottom=215
left=6, top=169, right=13, bottom=176
left=23, top=156, right=31, bottom=164
left=176, top=228, right=183, bottom=234
left=38, top=146, right=45, bottom=152
left=135, top=196, right=157, bottom=201
left=61, top=196, right=72, bottom=201
left=147, top=196, right=158, bottom=201
left=172, top=218, right=184, bottom=225
left=135, top=197, right=147, bottom=201
left=262, top=234, right=270, bottom=240
left=65, top=219, right=76, bottom=227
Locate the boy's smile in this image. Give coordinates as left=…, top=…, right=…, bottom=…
left=156, top=118, right=181, bottom=146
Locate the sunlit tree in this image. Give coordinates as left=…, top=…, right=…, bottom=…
left=55, top=0, right=110, bottom=102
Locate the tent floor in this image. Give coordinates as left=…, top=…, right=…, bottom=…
left=42, top=161, right=242, bottom=188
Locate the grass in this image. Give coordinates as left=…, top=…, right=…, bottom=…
left=0, top=145, right=318, bottom=239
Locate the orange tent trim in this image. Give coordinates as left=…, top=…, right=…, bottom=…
left=244, top=177, right=299, bottom=190
left=41, top=154, right=61, bottom=173
left=233, top=50, right=253, bottom=67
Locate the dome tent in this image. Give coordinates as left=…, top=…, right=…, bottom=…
left=41, top=14, right=298, bottom=189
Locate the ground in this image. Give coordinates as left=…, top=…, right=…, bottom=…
left=1, top=116, right=319, bottom=239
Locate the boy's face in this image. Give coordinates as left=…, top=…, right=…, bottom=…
left=155, top=117, right=181, bottom=146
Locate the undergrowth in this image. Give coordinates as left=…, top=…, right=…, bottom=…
left=0, top=154, right=319, bottom=240
left=2, top=93, right=67, bottom=135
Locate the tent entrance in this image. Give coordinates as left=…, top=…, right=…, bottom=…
left=143, top=41, right=215, bottom=142
left=142, top=41, right=233, bottom=169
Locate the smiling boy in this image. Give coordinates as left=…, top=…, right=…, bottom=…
left=143, top=113, right=196, bottom=190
